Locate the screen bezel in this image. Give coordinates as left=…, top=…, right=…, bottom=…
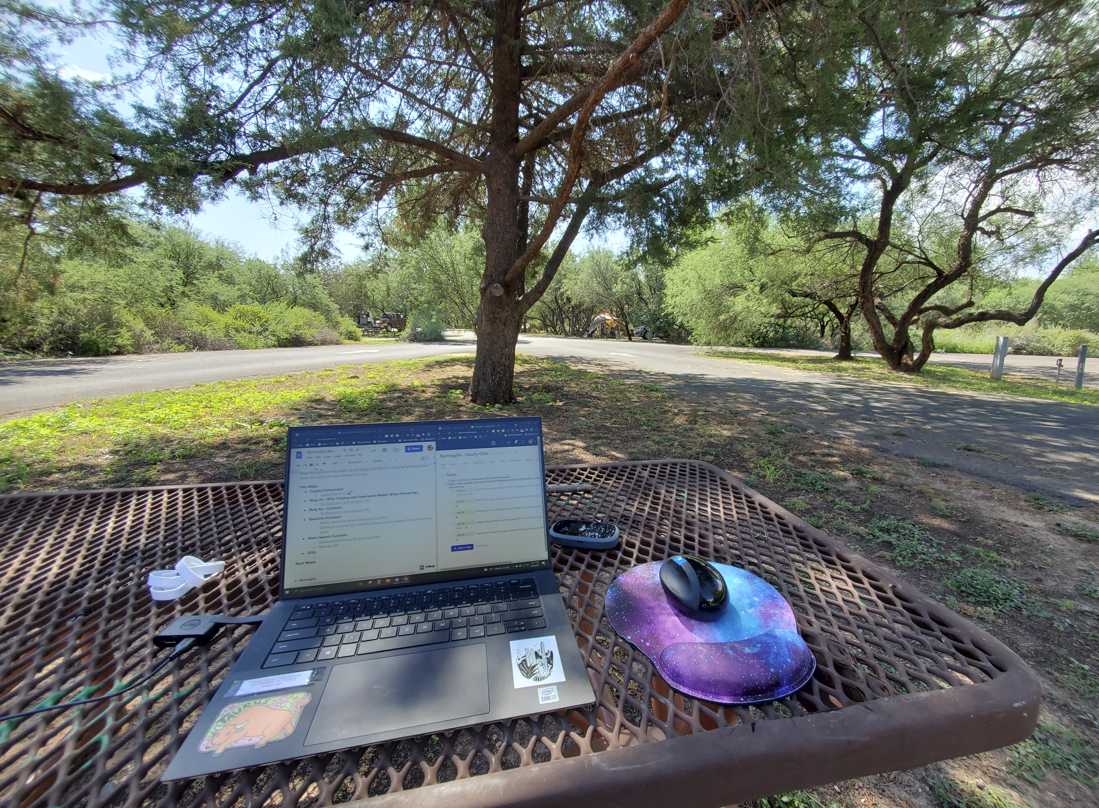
left=279, top=417, right=551, bottom=600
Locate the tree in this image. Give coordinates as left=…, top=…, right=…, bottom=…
left=664, top=215, right=780, bottom=346
left=1, top=0, right=792, bottom=402
left=722, top=0, right=1099, bottom=371
left=525, top=253, right=594, bottom=335
left=565, top=248, right=648, bottom=339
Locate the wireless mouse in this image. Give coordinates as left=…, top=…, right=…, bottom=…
left=659, top=555, right=728, bottom=621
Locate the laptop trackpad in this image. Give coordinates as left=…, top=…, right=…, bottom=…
left=305, top=643, right=490, bottom=746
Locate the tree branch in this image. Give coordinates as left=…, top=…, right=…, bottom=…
left=934, top=229, right=1099, bottom=329
left=0, top=126, right=484, bottom=199
left=816, top=229, right=876, bottom=249
left=505, top=0, right=693, bottom=284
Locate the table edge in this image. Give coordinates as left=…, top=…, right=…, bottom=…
left=348, top=661, right=1039, bottom=808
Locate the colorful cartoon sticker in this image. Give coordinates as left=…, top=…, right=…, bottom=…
left=509, top=636, right=566, bottom=689
left=199, top=692, right=312, bottom=756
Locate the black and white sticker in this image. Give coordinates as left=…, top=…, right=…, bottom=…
left=510, top=636, right=566, bottom=689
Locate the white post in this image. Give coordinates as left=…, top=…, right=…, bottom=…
left=1075, top=344, right=1088, bottom=391
left=990, top=336, right=1010, bottom=380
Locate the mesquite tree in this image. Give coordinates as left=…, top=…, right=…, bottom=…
left=1, top=0, right=790, bottom=401
left=722, top=0, right=1099, bottom=371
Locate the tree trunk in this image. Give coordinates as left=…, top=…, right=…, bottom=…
left=471, top=296, right=522, bottom=403
left=835, top=316, right=854, bottom=360
left=469, top=0, right=523, bottom=405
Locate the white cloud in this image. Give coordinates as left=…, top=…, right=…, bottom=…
left=57, top=65, right=112, bottom=83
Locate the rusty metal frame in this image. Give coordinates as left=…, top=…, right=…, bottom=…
left=0, top=461, right=1039, bottom=808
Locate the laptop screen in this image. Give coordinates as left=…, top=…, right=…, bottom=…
left=280, top=417, right=550, bottom=598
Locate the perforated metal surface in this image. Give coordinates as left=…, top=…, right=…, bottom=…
left=0, top=462, right=1036, bottom=808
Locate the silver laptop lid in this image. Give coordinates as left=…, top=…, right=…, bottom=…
left=281, top=417, right=549, bottom=598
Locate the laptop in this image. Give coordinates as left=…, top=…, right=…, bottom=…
left=163, top=416, right=595, bottom=781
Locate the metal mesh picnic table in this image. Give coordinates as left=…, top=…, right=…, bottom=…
left=0, top=460, right=1038, bottom=808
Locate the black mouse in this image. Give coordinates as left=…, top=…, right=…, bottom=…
left=659, top=555, right=728, bottom=621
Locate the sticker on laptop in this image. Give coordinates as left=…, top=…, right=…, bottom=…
left=510, top=636, right=566, bottom=689
left=225, top=667, right=325, bottom=698
left=198, top=692, right=311, bottom=757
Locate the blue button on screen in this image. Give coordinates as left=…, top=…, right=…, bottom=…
left=451, top=544, right=474, bottom=552
left=405, top=445, right=424, bottom=452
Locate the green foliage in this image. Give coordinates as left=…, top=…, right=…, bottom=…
left=563, top=248, right=647, bottom=337
left=865, top=516, right=960, bottom=568
left=1, top=223, right=354, bottom=354
left=403, top=309, right=447, bottom=342
left=664, top=214, right=781, bottom=346
left=751, top=790, right=843, bottom=808
left=943, top=569, right=1028, bottom=612
left=1007, top=724, right=1099, bottom=787
left=1027, top=494, right=1069, bottom=513
left=703, top=350, right=1099, bottom=406
left=1052, top=658, right=1099, bottom=701
left=927, top=776, right=1024, bottom=808
left=717, top=0, right=1099, bottom=369
left=1058, top=522, right=1099, bottom=543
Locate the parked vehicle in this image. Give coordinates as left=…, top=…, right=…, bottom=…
left=376, top=312, right=407, bottom=332
left=353, top=312, right=406, bottom=334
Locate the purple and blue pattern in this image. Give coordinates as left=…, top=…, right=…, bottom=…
left=606, top=561, right=816, bottom=703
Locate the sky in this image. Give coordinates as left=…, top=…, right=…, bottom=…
left=50, top=20, right=374, bottom=262
left=47, top=18, right=622, bottom=264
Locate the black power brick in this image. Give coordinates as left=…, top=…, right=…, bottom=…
left=154, top=614, right=265, bottom=648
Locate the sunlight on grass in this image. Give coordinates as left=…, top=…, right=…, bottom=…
left=0, top=361, right=422, bottom=492
left=701, top=350, right=1099, bottom=406
left=0, top=355, right=742, bottom=493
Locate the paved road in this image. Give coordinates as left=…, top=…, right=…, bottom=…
left=3, top=336, right=1096, bottom=503
left=0, top=341, right=476, bottom=415
left=514, top=338, right=1098, bottom=505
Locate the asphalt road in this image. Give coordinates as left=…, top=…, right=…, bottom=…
left=3, top=336, right=1095, bottom=503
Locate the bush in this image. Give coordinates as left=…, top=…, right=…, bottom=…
left=933, top=322, right=1097, bottom=356
left=337, top=315, right=362, bottom=341
left=403, top=309, right=447, bottom=342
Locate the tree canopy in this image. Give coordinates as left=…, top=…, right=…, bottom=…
left=715, top=0, right=1099, bottom=370
left=2, top=0, right=794, bottom=400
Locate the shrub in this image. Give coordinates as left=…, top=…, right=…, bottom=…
left=337, top=316, right=362, bottom=341
left=933, top=322, right=1096, bottom=356
left=403, top=309, right=447, bottom=342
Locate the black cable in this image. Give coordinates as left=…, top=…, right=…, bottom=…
left=0, top=637, right=198, bottom=724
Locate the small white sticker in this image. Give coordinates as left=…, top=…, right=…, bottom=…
left=538, top=685, right=560, bottom=704
left=509, top=635, right=566, bottom=689
left=234, top=669, right=317, bottom=697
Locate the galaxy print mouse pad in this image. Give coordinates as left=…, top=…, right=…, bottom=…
left=605, top=560, right=815, bottom=703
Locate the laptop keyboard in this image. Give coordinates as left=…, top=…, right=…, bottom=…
left=263, top=577, right=545, bottom=669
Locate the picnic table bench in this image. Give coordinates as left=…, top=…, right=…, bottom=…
left=0, top=460, right=1038, bottom=807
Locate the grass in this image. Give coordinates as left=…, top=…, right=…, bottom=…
left=0, top=355, right=757, bottom=493
left=1057, top=521, right=1099, bottom=542
left=865, top=516, right=961, bottom=568
left=751, top=791, right=844, bottom=808
left=700, top=350, right=1099, bottom=406
left=1053, top=657, right=1099, bottom=701
left=943, top=568, right=1029, bottom=612
left=1026, top=494, right=1070, bottom=513
left=926, top=777, right=1024, bottom=808
left=1007, top=723, right=1099, bottom=787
